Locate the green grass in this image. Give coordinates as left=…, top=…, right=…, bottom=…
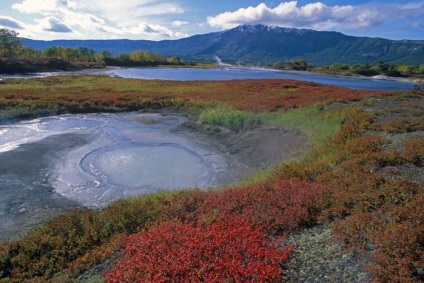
left=198, top=105, right=261, bottom=131
left=262, top=105, right=345, bottom=150
left=199, top=104, right=349, bottom=155
left=202, top=104, right=348, bottom=185
left=0, top=103, right=60, bottom=120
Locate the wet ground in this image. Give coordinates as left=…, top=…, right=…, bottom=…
left=0, top=133, right=87, bottom=241
left=0, top=112, right=307, bottom=242
left=0, top=113, right=227, bottom=241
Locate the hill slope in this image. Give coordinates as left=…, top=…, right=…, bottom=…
left=23, top=24, right=424, bottom=65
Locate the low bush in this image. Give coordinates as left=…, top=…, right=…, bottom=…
left=163, top=179, right=326, bottom=234
left=273, top=109, right=377, bottom=181
left=370, top=119, right=424, bottom=133
left=403, top=138, right=424, bottom=166
left=339, top=135, right=390, bottom=159
left=275, top=160, right=332, bottom=181
left=328, top=179, right=423, bottom=282
left=0, top=194, right=169, bottom=282
left=105, top=217, right=291, bottom=283
left=311, top=108, right=424, bottom=282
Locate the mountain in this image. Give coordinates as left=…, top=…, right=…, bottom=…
left=23, top=24, right=424, bottom=66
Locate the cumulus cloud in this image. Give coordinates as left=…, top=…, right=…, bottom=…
left=12, top=0, right=76, bottom=14
left=34, top=16, right=73, bottom=33
left=207, top=1, right=385, bottom=30
left=0, top=16, right=26, bottom=29
left=127, top=22, right=187, bottom=38
left=9, top=0, right=186, bottom=39
left=129, top=22, right=171, bottom=36
left=81, top=0, right=183, bottom=20
left=74, top=0, right=184, bottom=29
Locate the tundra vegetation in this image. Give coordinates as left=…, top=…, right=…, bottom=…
left=0, top=75, right=422, bottom=282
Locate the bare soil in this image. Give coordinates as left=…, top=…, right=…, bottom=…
left=173, top=120, right=308, bottom=185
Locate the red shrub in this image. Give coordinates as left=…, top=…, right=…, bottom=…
left=403, top=138, right=424, bottom=166
left=162, top=189, right=208, bottom=222
left=163, top=180, right=326, bottom=233
left=104, top=217, right=291, bottom=283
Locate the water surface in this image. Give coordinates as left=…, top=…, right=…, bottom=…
left=105, top=67, right=414, bottom=91
left=0, top=113, right=226, bottom=209
left=0, top=66, right=414, bottom=91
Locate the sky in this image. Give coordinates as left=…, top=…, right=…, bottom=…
left=0, top=0, right=423, bottom=41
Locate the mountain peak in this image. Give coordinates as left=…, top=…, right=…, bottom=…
left=229, top=24, right=312, bottom=35
left=23, top=25, right=424, bottom=65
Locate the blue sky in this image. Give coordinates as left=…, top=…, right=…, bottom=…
left=0, top=0, right=423, bottom=41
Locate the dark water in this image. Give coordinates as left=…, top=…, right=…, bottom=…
left=105, top=67, right=415, bottom=91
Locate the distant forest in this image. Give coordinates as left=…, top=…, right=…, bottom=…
left=0, top=28, right=188, bottom=68
left=273, top=59, right=424, bottom=78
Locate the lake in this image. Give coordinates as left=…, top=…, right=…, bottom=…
left=103, top=66, right=415, bottom=91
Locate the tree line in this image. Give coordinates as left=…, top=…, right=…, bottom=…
left=273, top=58, right=424, bottom=77
left=0, top=28, right=187, bottom=68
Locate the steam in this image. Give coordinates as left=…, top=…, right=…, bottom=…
left=214, top=55, right=233, bottom=67
left=214, top=55, right=222, bottom=64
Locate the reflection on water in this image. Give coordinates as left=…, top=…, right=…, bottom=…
left=0, top=113, right=226, bottom=207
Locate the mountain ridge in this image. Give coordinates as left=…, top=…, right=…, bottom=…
left=23, top=24, right=424, bottom=65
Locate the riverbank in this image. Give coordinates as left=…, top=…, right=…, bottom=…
left=0, top=57, right=216, bottom=76
left=311, top=68, right=424, bottom=84
left=0, top=57, right=93, bottom=74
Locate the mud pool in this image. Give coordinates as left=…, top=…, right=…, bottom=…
left=0, top=113, right=228, bottom=240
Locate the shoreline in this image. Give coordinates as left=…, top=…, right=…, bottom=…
left=1, top=64, right=421, bottom=84
left=270, top=67, right=422, bottom=84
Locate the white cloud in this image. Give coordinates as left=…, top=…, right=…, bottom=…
left=172, top=20, right=188, bottom=27
left=12, top=0, right=76, bottom=14
left=0, top=16, right=26, bottom=29
left=34, top=16, right=73, bottom=33
left=207, top=1, right=386, bottom=30
left=127, top=22, right=187, bottom=38
left=74, top=0, right=184, bottom=26
left=399, top=2, right=424, bottom=18
left=60, top=9, right=106, bottom=31
left=8, top=0, right=186, bottom=39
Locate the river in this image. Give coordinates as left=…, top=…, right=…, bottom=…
left=0, top=66, right=416, bottom=91
left=104, top=66, right=415, bottom=91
